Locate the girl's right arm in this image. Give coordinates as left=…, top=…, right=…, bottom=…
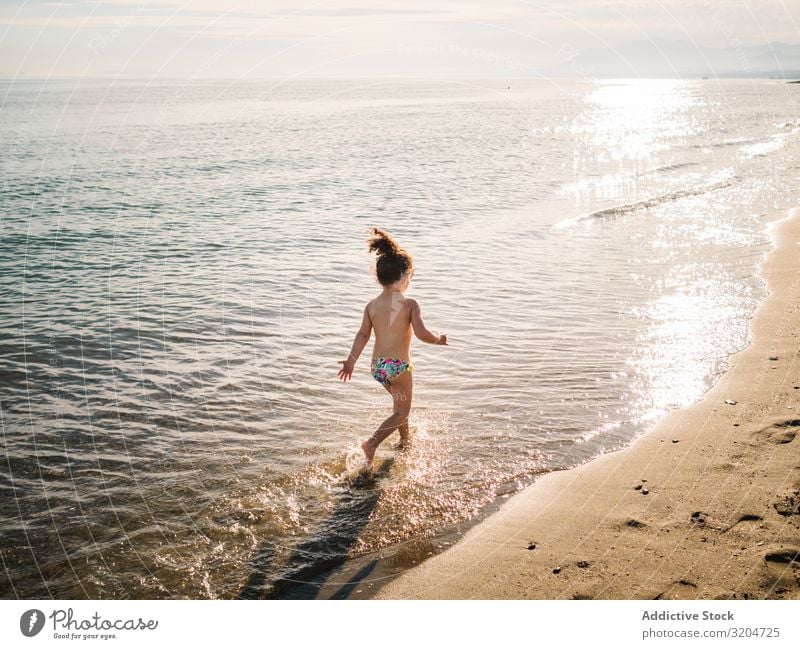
left=408, top=298, right=447, bottom=345
left=338, top=304, right=373, bottom=381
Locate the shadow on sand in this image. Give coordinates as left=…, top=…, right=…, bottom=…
left=237, top=458, right=394, bottom=600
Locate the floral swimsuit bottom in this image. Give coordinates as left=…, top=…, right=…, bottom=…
left=370, top=356, right=413, bottom=387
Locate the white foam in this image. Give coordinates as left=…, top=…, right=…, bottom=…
left=739, top=134, right=788, bottom=158
left=553, top=168, right=738, bottom=229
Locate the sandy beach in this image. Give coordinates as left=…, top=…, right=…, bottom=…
left=376, top=206, right=800, bottom=600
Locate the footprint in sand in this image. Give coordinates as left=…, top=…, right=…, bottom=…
left=655, top=579, right=698, bottom=599
left=625, top=518, right=647, bottom=529
left=759, top=549, right=800, bottom=595
left=750, top=418, right=800, bottom=445
left=764, top=548, right=800, bottom=564
left=722, top=513, right=763, bottom=533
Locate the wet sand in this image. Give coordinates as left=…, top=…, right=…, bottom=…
left=375, top=206, right=800, bottom=600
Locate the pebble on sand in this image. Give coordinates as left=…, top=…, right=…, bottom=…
left=642, top=487, right=650, bottom=495
left=725, top=399, right=737, bottom=405
left=553, top=567, right=561, bottom=574
left=691, top=511, right=708, bottom=525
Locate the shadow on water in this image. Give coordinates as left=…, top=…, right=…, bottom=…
left=237, top=458, right=394, bottom=600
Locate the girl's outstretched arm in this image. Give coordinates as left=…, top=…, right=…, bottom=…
left=408, top=298, right=448, bottom=345
left=338, top=304, right=372, bottom=381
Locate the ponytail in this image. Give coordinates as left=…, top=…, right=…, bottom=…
left=366, top=228, right=414, bottom=286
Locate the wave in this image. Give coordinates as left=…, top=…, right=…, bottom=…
left=694, top=129, right=794, bottom=157
left=739, top=133, right=788, bottom=158
left=644, top=161, right=699, bottom=174
left=692, top=136, right=762, bottom=149
left=777, top=118, right=800, bottom=130
left=554, top=170, right=738, bottom=228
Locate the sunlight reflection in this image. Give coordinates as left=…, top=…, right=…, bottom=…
left=574, top=79, right=698, bottom=162
left=632, top=277, right=744, bottom=413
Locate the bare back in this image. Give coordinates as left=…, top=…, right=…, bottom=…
left=367, top=292, right=413, bottom=361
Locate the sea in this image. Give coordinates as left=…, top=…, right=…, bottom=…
left=1, top=77, right=798, bottom=598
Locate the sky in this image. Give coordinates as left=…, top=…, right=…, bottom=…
left=1, top=0, right=799, bottom=78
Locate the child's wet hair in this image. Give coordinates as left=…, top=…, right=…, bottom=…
left=367, top=227, right=414, bottom=286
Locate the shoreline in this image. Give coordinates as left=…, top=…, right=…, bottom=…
left=373, top=206, right=800, bottom=600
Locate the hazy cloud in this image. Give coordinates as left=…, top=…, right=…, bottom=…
left=1, top=0, right=797, bottom=77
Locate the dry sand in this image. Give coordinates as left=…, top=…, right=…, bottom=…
left=376, top=206, right=800, bottom=600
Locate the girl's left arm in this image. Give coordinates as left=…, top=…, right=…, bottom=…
left=338, top=305, right=372, bottom=381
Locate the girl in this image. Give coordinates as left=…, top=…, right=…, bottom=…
left=338, top=228, right=448, bottom=469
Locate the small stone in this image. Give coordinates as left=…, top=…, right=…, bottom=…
left=634, top=483, right=642, bottom=490
left=725, top=399, right=737, bottom=405
left=641, top=479, right=648, bottom=483
left=768, top=355, right=778, bottom=361
left=774, top=493, right=800, bottom=516
left=642, top=487, right=650, bottom=495
left=527, top=543, right=536, bottom=550
left=576, top=560, right=590, bottom=569
left=553, top=566, right=561, bottom=574
left=733, top=423, right=740, bottom=427
left=672, top=439, right=679, bottom=443
left=691, top=511, right=707, bottom=525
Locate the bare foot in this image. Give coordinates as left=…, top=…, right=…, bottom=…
left=360, top=438, right=376, bottom=468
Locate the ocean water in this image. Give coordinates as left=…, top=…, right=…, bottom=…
left=1, top=77, right=798, bottom=599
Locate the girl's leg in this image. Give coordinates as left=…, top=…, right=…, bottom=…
left=362, top=371, right=413, bottom=465
left=380, top=382, right=410, bottom=446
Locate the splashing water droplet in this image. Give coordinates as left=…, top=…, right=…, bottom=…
left=344, top=443, right=367, bottom=474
